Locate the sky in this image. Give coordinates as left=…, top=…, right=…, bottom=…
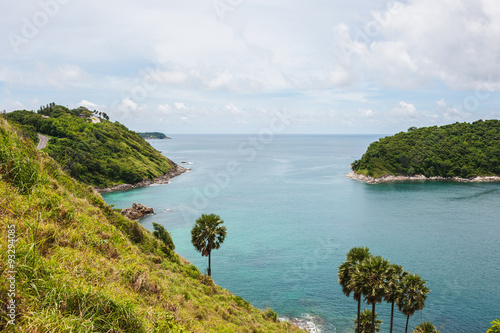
left=1, top=0, right=500, bottom=134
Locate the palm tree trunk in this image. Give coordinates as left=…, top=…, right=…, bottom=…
left=356, top=298, right=361, bottom=333
left=405, top=314, right=410, bottom=333
left=208, top=251, right=211, bottom=276
left=390, top=301, right=394, bottom=333
left=371, top=303, right=376, bottom=333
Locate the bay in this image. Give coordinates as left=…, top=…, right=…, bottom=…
left=102, top=134, right=500, bottom=332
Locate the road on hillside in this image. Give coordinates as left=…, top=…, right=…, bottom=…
left=36, top=134, right=49, bottom=149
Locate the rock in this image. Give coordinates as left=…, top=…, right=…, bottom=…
left=121, top=203, right=154, bottom=220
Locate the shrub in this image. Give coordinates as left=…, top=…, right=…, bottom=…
left=263, top=307, right=278, bottom=322
left=152, top=222, right=175, bottom=250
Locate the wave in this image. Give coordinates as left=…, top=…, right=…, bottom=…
left=149, top=182, right=169, bottom=186
left=280, top=313, right=321, bottom=332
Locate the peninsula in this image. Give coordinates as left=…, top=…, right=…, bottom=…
left=349, top=120, right=500, bottom=183
left=139, top=132, right=171, bottom=139
left=5, top=104, right=183, bottom=191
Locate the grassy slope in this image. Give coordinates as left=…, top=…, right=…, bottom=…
left=352, top=120, right=500, bottom=178
left=0, top=118, right=302, bottom=332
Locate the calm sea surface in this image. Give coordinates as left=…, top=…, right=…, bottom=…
left=102, top=135, right=500, bottom=333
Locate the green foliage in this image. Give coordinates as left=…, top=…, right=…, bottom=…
left=263, top=307, right=278, bottom=322
left=0, top=119, right=40, bottom=194
left=355, top=309, right=382, bottom=333
left=487, top=319, right=500, bottom=333
left=412, top=321, right=438, bottom=333
left=6, top=104, right=174, bottom=188
left=139, top=132, right=169, bottom=139
left=339, top=248, right=430, bottom=333
left=352, top=120, right=500, bottom=178
left=152, top=222, right=175, bottom=250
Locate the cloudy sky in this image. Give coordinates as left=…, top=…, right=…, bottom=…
left=1, top=0, right=500, bottom=134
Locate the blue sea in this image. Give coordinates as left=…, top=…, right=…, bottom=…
left=102, top=135, right=500, bottom=333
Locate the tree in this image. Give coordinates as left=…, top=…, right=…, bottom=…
left=355, top=256, right=390, bottom=333
left=384, top=264, right=407, bottom=333
left=191, top=213, right=227, bottom=277
left=152, top=222, right=175, bottom=251
left=397, top=274, right=430, bottom=333
left=338, top=247, right=372, bottom=333
left=355, top=309, right=382, bottom=333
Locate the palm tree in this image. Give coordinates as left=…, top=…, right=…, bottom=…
left=355, top=256, right=391, bottom=333
left=384, top=264, right=407, bottom=333
left=338, top=247, right=372, bottom=333
left=355, top=309, right=382, bottom=333
left=191, top=213, right=227, bottom=277
left=397, top=274, right=430, bottom=333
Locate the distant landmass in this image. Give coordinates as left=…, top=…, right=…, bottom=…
left=139, top=132, right=171, bottom=139
left=350, top=120, right=500, bottom=181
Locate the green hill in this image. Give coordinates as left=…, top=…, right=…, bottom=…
left=0, top=117, right=302, bottom=332
left=352, top=120, right=500, bottom=178
left=5, top=104, right=176, bottom=189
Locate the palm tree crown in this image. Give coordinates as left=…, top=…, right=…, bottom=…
left=191, top=213, right=227, bottom=277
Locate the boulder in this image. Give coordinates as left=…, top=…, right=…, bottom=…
left=121, top=203, right=154, bottom=220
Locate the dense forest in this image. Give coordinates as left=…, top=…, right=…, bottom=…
left=5, top=103, right=175, bottom=188
left=352, top=120, right=500, bottom=178
left=139, top=132, right=170, bottom=139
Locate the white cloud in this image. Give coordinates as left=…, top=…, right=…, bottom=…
left=158, top=104, right=171, bottom=114
left=174, top=102, right=187, bottom=110
left=360, top=109, right=375, bottom=118
left=118, top=98, right=138, bottom=112
left=330, top=66, right=354, bottom=87
left=225, top=103, right=242, bottom=114
left=391, top=101, right=418, bottom=118
left=436, top=98, right=464, bottom=120
left=79, top=100, right=105, bottom=110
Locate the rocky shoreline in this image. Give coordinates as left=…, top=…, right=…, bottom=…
left=95, top=163, right=189, bottom=193
left=346, top=170, right=500, bottom=184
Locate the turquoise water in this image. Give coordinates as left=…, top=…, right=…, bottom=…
left=102, top=135, right=500, bottom=332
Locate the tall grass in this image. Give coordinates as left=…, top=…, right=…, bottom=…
left=0, top=119, right=39, bottom=194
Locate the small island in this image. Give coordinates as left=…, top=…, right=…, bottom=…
left=349, top=119, right=500, bottom=183
left=139, top=132, right=171, bottom=139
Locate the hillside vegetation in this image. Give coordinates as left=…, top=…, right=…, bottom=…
left=5, top=104, right=175, bottom=188
left=0, top=117, right=302, bottom=332
left=352, top=120, right=500, bottom=178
